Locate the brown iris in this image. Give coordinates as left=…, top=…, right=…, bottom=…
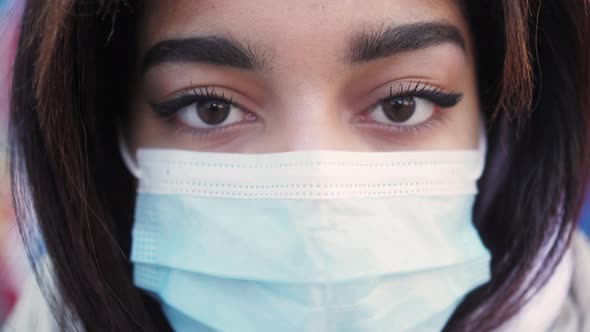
left=382, top=96, right=416, bottom=123
left=196, top=100, right=231, bottom=125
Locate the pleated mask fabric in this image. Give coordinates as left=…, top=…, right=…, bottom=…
left=127, top=137, right=491, bottom=332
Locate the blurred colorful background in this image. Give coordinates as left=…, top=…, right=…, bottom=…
left=0, top=0, right=589, bottom=326
left=0, top=0, right=29, bottom=324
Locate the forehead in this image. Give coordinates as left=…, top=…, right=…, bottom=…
left=139, top=0, right=470, bottom=55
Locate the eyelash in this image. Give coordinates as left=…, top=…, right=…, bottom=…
left=151, top=86, right=236, bottom=117
left=361, top=81, right=462, bottom=136
left=151, top=87, right=243, bottom=138
left=384, top=81, right=462, bottom=108
left=150, top=83, right=463, bottom=138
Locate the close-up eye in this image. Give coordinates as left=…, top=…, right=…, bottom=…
left=177, top=97, right=244, bottom=128
left=369, top=96, right=434, bottom=126
left=365, top=84, right=463, bottom=128
left=150, top=87, right=256, bottom=131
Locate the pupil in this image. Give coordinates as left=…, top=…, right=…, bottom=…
left=197, top=100, right=231, bottom=125
left=383, top=96, right=416, bottom=122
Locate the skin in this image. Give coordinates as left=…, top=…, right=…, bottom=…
left=129, top=0, right=481, bottom=154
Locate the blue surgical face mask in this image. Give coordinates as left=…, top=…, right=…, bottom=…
left=123, top=136, right=491, bottom=332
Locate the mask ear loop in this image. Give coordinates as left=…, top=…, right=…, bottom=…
left=474, top=120, right=488, bottom=178
left=117, top=127, right=142, bottom=179
left=479, top=122, right=488, bottom=156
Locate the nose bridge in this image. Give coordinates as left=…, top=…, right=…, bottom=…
left=277, top=100, right=361, bottom=152
left=267, top=68, right=369, bottom=151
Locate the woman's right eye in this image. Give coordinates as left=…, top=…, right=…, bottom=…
left=151, top=88, right=257, bottom=131
left=176, top=98, right=249, bottom=128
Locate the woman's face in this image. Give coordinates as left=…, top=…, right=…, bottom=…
left=130, top=0, right=480, bottom=153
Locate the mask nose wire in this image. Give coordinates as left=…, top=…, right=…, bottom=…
left=117, top=126, right=143, bottom=179
left=117, top=121, right=488, bottom=181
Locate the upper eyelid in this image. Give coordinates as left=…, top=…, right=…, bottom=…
left=374, top=82, right=463, bottom=107
left=151, top=88, right=246, bottom=116
left=386, top=81, right=451, bottom=97
left=184, top=86, right=235, bottom=102
left=180, top=86, right=260, bottom=112
left=151, top=96, right=218, bottom=117
left=152, top=81, right=461, bottom=115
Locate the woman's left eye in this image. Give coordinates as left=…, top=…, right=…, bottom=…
left=368, top=96, right=434, bottom=126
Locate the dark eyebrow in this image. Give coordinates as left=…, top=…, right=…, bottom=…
left=140, top=36, right=269, bottom=74
left=348, top=22, right=466, bottom=64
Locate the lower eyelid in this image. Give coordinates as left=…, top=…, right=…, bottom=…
left=355, top=109, right=446, bottom=134
left=169, top=113, right=261, bottom=139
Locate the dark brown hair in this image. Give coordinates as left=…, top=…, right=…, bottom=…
left=9, top=0, right=590, bottom=331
